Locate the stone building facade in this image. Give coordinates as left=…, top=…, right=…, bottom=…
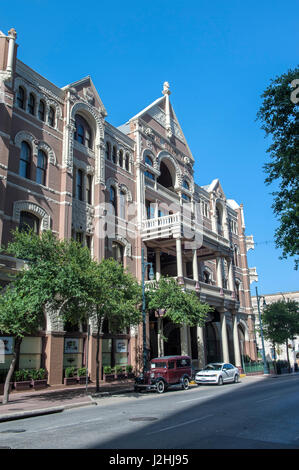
left=0, top=28, right=258, bottom=385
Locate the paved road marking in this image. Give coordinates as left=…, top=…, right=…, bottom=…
left=177, top=396, right=208, bottom=404
left=146, top=414, right=213, bottom=435
left=16, top=417, right=104, bottom=434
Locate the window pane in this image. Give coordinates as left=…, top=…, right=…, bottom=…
left=17, top=87, right=25, bottom=109
left=86, top=175, right=92, bottom=204
left=77, top=169, right=83, bottom=200
left=20, top=142, right=31, bottom=179
left=38, top=101, right=45, bottom=121
left=36, top=150, right=47, bottom=185
left=28, top=93, right=35, bottom=115
left=19, top=211, right=39, bottom=234
left=48, top=107, right=55, bottom=126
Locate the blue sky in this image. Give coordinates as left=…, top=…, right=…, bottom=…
left=2, top=0, right=298, bottom=295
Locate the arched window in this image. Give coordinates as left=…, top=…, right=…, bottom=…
left=106, top=142, right=111, bottom=160
left=216, top=206, right=223, bottom=235
left=38, top=100, right=45, bottom=121
left=182, top=193, right=190, bottom=202
left=112, top=146, right=117, bottom=164
left=119, top=191, right=126, bottom=219
left=19, top=141, right=31, bottom=179
left=125, top=153, right=130, bottom=171
left=48, top=106, right=55, bottom=127
left=157, top=160, right=174, bottom=191
left=16, top=86, right=25, bottom=109
left=110, top=186, right=117, bottom=216
left=36, top=150, right=47, bottom=185
left=119, top=149, right=123, bottom=168
left=86, top=174, right=92, bottom=205
left=19, top=211, right=40, bottom=234
left=182, top=179, right=189, bottom=190
left=28, top=93, right=35, bottom=115
left=235, top=280, right=240, bottom=301
left=112, top=242, right=124, bottom=265
left=145, top=155, right=153, bottom=166
left=74, top=114, right=93, bottom=149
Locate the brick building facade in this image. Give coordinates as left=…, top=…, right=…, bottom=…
left=0, top=28, right=258, bottom=385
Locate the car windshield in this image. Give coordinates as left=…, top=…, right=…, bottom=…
left=203, top=363, right=223, bottom=371
left=151, top=362, right=167, bottom=369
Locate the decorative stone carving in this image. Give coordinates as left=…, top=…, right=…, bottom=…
left=72, top=199, right=95, bottom=234
left=15, top=131, right=38, bottom=156
left=13, top=201, right=51, bottom=231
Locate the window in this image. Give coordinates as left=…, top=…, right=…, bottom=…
left=183, top=179, right=189, bottom=190
left=36, top=149, right=47, bottom=185
left=112, top=242, right=124, bottom=265
left=145, top=170, right=155, bottom=180
left=76, top=232, right=83, bottom=245
left=119, top=150, right=123, bottom=168
left=86, top=174, right=92, bottom=204
left=125, top=153, right=130, bottom=171
left=76, top=125, right=84, bottom=144
left=28, top=93, right=35, bottom=115
left=182, top=193, right=190, bottom=202
left=176, top=358, right=191, bottom=368
left=86, top=235, right=92, bottom=251
left=19, top=211, right=40, bottom=234
left=38, top=100, right=45, bottom=121
left=76, top=169, right=83, bottom=201
left=145, top=155, right=153, bottom=166
left=119, top=191, right=126, bottom=219
left=112, top=146, right=117, bottom=164
left=106, top=142, right=111, bottom=160
left=19, top=141, right=31, bottom=179
left=110, top=186, right=117, bottom=215
left=16, top=86, right=25, bottom=109
left=203, top=270, right=211, bottom=284
left=48, top=107, right=55, bottom=127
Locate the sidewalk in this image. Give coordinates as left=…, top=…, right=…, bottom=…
left=0, top=379, right=135, bottom=423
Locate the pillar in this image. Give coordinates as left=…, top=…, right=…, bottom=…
left=216, top=257, right=223, bottom=288
left=227, top=257, right=235, bottom=292
left=233, top=314, right=242, bottom=368
left=176, top=237, right=184, bottom=282
left=6, top=28, right=17, bottom=74
left=180, top=325, right=189, bottom=356
left=192, top=248, right=199, bottom=282
left=44, top=333, right=64, bottom=385
left=220, top=312, right=230, bottom=363
left=197, top=326, right=205, bottom=368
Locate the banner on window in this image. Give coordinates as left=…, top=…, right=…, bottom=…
left=115, top=339, right=128, bottom=353
left=64, top=338, right=79, bottom=354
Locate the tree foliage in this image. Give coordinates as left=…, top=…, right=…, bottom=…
left=262, top=299, right=299, bottom=345
left=146, top=277, right=212, bottom=327
left=256, top=66, right=299, bottom=269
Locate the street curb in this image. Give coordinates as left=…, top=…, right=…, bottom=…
left=0, top=400, right=97, bottom=423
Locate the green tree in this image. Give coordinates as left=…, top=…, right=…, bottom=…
left=0, top=229, right=96, bottom=404
left=256, top=66, right=299, bottom=269
left=262, top=299, right=299, bottom=372
left=86, top=258, right=141, bottom=392
left=146, top=277, right=212, bottom=356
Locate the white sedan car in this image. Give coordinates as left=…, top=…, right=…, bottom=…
left=195, top=362, right=240, bottom=385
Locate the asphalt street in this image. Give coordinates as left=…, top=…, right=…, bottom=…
left=0, top=374, right=298, bottom=449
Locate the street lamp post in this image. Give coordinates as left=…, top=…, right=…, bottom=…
left=255, top=286, right=270, bottom=375
left=141, top=248, right=155, bottom=375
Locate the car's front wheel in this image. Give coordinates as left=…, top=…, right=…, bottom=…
left=218, top=376, right=224, bottom=386
left=156, top=380, right=165, bottom=394
left=182, top=377, right=189, bottom=390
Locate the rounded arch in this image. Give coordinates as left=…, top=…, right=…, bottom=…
left=15, top=130, right=38, bottom=156
left=71, top=101, right=104, bottom=145
left=37, top=141, right=57, bottom=166
left=157, top=151, right=182, bottom=189
left=13, top=200, right=51, bottom=231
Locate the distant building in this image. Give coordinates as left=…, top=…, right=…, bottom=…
left=251, top=291, right=299, bottom=367
left=0, top=28, right=258, bottom=385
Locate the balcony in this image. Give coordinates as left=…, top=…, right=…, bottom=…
left=145, top=276, right=237, bottom=308
left=141, top=212, right=231, bottom=251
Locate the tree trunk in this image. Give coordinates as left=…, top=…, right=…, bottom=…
left=273, top=342, right=277, bottom=374
left=95, top=313, right=104, bottom=393
left=286, top=340, right=291, bottom=373
left=2, top=336, right=22, bottom=405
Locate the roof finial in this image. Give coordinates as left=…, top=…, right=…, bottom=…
left=162, top=81, right=171, bottom=96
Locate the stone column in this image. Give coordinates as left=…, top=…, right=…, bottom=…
left=192, top=248, right=199, bottom=282
left=180, top=325, right=189, bottom=356
left=197, top=326, right=205, bottom=368
left=233, top=314, right=242, bottom=368
left=227, top=257, right=235, bottom=292
left=6, top=28, right=17, bottom=74
left=216, top=257, right=223, bottom=288
left=220, top=312, right=230, bottom=363
left=176, top=237, right=184, bottom=282
left=155, top=249, right=161, bottom=281
left=44, top=333, right=64, bottom=386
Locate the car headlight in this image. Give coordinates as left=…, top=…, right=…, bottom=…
left=209, top=374, right=217, bottom=377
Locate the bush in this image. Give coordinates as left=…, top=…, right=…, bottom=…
left=15, top=369, right=31, bottom=382
left=30, top=368, right=47, bottom=380
left=126, top=365, right=133, bottom=373
left=103, top=366, right=113, bottom=374
left=65, top=367, right=76, bottom=378
left=77, top=367, right=87, bottom=377
left=115, top=365, right=123, bottom=374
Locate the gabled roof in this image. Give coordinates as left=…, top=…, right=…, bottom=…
left=122, top=85, right=194, bottom=161
left=62, top=76, right=107, bottom=116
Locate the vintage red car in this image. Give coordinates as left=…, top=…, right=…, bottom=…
left=134, top=355, right=192, bottom=394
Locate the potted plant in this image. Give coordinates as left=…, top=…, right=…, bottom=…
left=64, top=366, right=77, bottom=385
left=115, top=365, right=126, bottom=380
left=14, top=369, right=32, bottom=390
left=126, top=365, right=135, bottom=379
left=77, top=367, right=88, bottom=385
left=30, top=368, right=48, bottom=390
left=103, top=366, right=115, bottom=382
